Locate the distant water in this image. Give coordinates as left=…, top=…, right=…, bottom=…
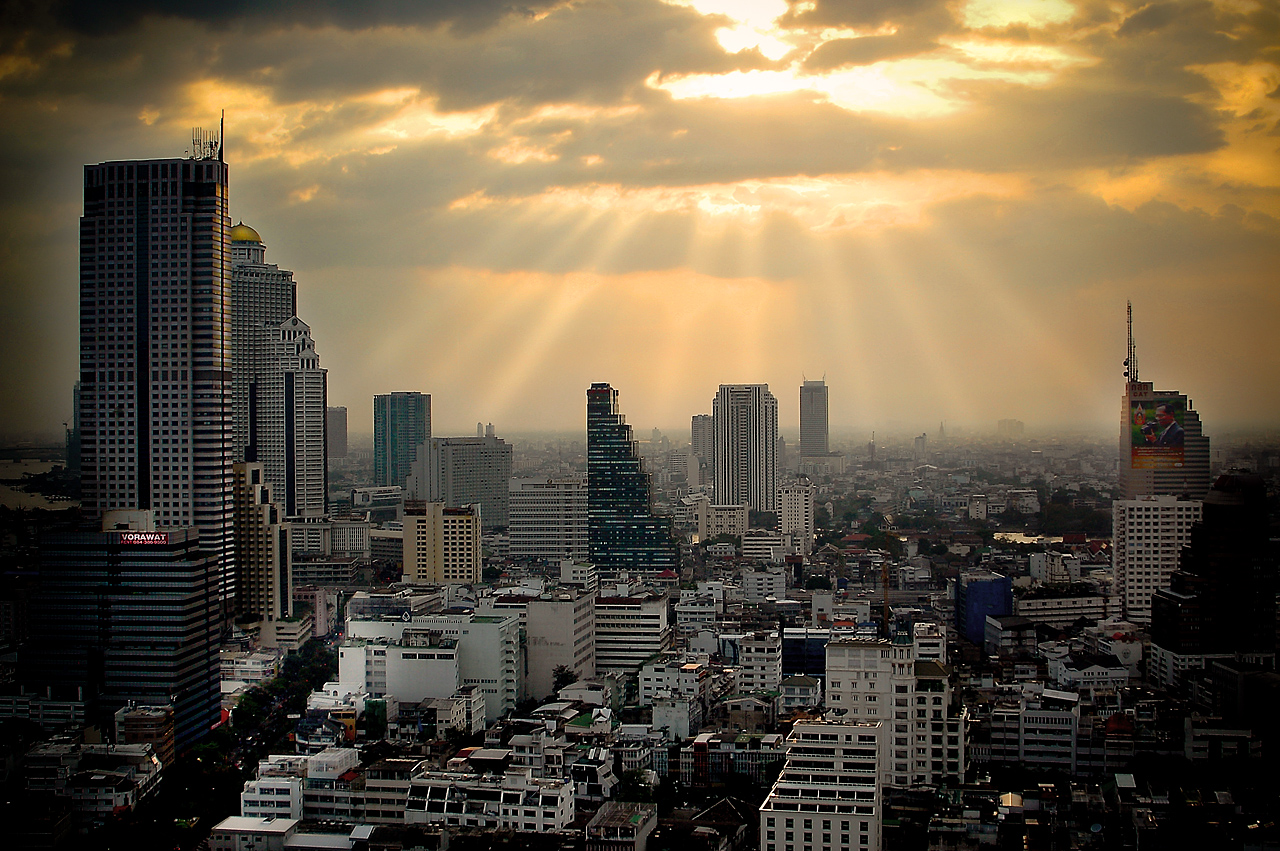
left=0, top=459, right=76, bottom=509
left=994, top=532, right=1063, bottom=545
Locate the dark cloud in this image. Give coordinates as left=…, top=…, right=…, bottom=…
left=48, top=0, right=562, bottom=35
left=803, top=33, right=938, bottom=70
left=1117, top=2, right=1183, bottom=36
left=884, top=79, right=1225, bottom=171
left=781, top=0, right=951, bottom=29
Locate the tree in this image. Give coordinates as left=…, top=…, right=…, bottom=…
left=552, top=664, right=579, bottom=692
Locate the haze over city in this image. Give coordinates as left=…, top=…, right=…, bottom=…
left=1, top=0, right=1278, bottom=439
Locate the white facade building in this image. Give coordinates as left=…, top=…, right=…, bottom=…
left=337, top=631, right=461, bottom=703
left=404, top=766, right=575, bottom=832
left=1112, top=495, right=1200, bottom=624
left=346, top=611, right=521, bottom=721
left=526, top=591, right=596, bottom=701
left=508, top=477, right=589, bottom=562
left=594, top=594, right=672, bottom=673
left=778, top=483, right=817, bottom=555
left=760, top=720, right=885, bottom=851
left=825, top=636, right=965, bottom=788
left=743, top=567, right=787, bottom=602
left=712, top=384, right=779, bottom=512
left=738, top=631, right=782, bottom=693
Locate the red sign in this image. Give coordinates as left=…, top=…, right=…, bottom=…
left=120, top=531, right=169, bottom=545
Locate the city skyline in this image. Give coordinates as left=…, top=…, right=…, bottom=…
left=1, top=1, right=1278, bottom=439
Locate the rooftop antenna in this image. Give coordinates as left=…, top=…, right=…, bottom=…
left=1125, top=301, right=1138, bottom=385
left=218, top=109, right=224, bottom=162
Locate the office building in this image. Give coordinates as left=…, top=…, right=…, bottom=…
left=799, top=379, right=828, bottom=458
left=712, top=384, right=778, bottom=512
left=825, top=635, right=966, bottom=788
left=374, top=392, right=430, bottom=487
left=232, top=462, right=293, bottom=631
left=1112, top=494, right=1201, bottom=625
left=525, top=590, right=596, bottom=701
left=691, top=413, right=714, bottom=468
left=586, top=383, right=678, bottom=575
left=779, top=481, right=816, bottom=555
left=347, top=610, right=521, bottom=721
left=229, top=224, right=328, bottom=519
left=508, top=476, right=589, bottom=562
left=402, top=501, right=482, bottom=585
left=326, top=406, right=347, bottom=459
left=78, top=148, right=233, bottom=602
left=410, top=434, right=513, bottom=529
left=22, top=513, right=220, bottom=750
left=759, top=719, right=886, bottom=851
left=594, top=593, right=672, bottom=673
left=955, top=571, right=1012, bottom=645
left=1150, top=471, right=1277, bottom=688
left=1118, top=306, right=1210, bottom=501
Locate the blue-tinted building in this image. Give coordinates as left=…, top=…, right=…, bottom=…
left=956, top=571, right=1013, bottom=645
left=373, top=391, right=430, bottom=487
left=586, top=383, right=677, bottom=574
left=782, top=627, right=830, bottom=677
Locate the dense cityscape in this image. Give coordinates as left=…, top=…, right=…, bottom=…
left=0, top=127, right=1276, bottom=851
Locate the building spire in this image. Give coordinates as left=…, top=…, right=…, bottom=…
left=1125, top=300, right=1138, bottom=385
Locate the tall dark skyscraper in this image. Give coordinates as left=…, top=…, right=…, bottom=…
left=78, top=142, right=234, bottom=602
left=22, top=520, right=221, bottom=751
left=586, top=383, right=677, bottom=575
left=1150, top=471, right=1277, bottom=687
left=373, top=391, right=431, bottom=487
left=799, top=379, right=828, bottom=458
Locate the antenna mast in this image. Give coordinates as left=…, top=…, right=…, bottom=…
left=1125, top=301, right=1138, bottom=385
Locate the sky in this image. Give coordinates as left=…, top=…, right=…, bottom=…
left=1, top=0, right=1277, bottom=441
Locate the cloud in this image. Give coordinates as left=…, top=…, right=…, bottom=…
left=48, top=0, right=563, bottom=35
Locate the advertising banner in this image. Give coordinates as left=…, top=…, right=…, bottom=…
left=1130, top=396, right=1186, bottom=470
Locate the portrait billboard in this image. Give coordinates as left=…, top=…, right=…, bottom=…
left=1130, top=395, right=1186, bottom=470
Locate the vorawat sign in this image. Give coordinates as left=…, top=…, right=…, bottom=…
left=119, top=531, right=169, bottom=545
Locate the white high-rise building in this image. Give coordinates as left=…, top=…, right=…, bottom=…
left=78, top=151, right=234, bottom=603
left=230, top=224, right=327, bottom=519
left=1112, top=495, right=1201, bottom=624
left=779, top=482, right=816, bottom=555
left=799, top=379, right=829, bottom=458
left=691, top=413, right=714, bottom=468
left=508, top=477, right=589, bottom=562
left=759, top=719, right=885, bottom=851
left=825, top=635, right=965, bottom=788
left=712, top=384, right=779, bottom=512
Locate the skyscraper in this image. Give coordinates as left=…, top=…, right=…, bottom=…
left=230, top=224, right=327, bottom=518
left=327, top=406, right=348, bottom=459
left=1149, top=472, right=1276, bottom=688
left=78, top=146, right=233, bottom=602
left=586, top=383, right=678, bottom=575
left=1118, top=305, right=1210, bottom=501
left=799, top=379, right=829, bottom=458
left=410, top=433, right=513, bottom=529
left=22, top=514, right=221, bottom=751
left=232, top=462, right=292, bottom=630
left=374, top=392, right=431, bottom=487
left=712, top=384, right=779, bottom=512
left=1114, top=304, right=1211, bottom=624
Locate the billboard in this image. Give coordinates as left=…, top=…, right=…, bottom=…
left=119, top=531, right=169, bottom=545
left=1130, top=395, right=1186, bottom=470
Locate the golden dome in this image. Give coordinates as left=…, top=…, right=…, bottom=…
left=229, top=221, right=262, bottom=243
